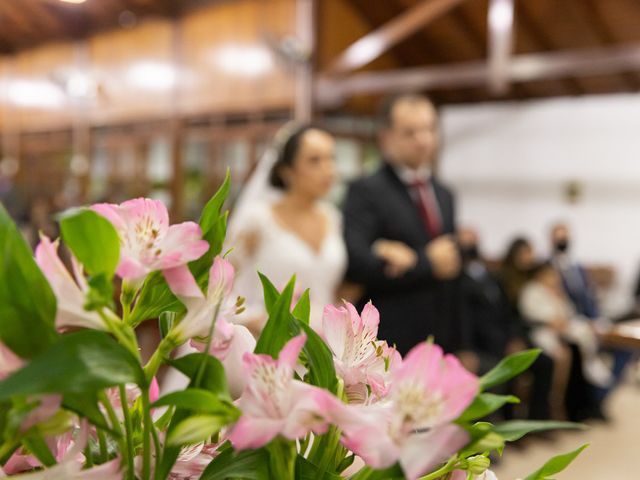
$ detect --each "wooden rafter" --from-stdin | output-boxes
[581,0,640,90]
[516,0,584,95]
[317,42,640,107]
[327,0,467,75]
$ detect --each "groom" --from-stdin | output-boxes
[343,94,471,357]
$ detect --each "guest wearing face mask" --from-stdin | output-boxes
[549,223,599,319]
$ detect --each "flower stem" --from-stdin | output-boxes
[194,301,222,386]
[268,438,296,480]
[418,456,460,480]
[141,388,152,480]
[119,385,136,480]
[98,391,127,466]
[97,428,108,463]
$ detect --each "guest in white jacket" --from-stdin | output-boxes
[519,261,612,418]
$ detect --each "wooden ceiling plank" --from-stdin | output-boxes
[516,0,584,95]
[327,0,468,75]
[581,0,639,91]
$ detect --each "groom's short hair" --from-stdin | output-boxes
[378,93,438,129]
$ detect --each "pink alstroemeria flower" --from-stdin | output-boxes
[92,198,208,282]
[228,334,339,450]
[35,234,106,331]
[322,302,399,403]
[338,342,479,480]
[169,442,219,479]
[165,256,237,343]
[1,422,121,480]
[165,256,256,397]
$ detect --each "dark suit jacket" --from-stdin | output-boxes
[342,163,468,354]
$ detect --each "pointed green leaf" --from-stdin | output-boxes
[493,420,586,442]
[292,289,311,325]
[296,456,342,479]
[258,272,279,315]
[168,353,229,399]
[524,444,589,480]
[480,349,541,391]
[0,204,57,358]
[199,170,230,234]
[152,389,239,419]
[60,208,120,278]
[254,275,296,357]
[166,414,229,446]
[129,271,183,327]
[293,318,338,394]
[200,446,270,480]
[458,393,520,423]
[0,330,145,398]
[159,311,175,339]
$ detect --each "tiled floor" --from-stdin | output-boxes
[493,381,640,479]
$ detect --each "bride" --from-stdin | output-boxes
[227,124,347,333]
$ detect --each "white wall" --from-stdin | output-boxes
[440,93,640,315]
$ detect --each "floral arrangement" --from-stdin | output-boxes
[0,175,587,479]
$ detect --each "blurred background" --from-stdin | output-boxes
[1,1,640,476]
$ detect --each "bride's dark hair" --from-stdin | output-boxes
[269,124,330,190]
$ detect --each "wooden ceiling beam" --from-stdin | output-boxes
[326,0,468,75]
[317,42,640,107]
[581,0,640,91]
[516,1,585,96]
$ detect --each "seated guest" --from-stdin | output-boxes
[549,222,599,318]
[459,227,552,420]
[550,222,631,394]
[519,262,612,419]
[498,237,536,310]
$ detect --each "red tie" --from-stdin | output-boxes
[410,180,442,238]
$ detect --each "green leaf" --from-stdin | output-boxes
[258,272,279,315]
[22,434,56,467]
[0,330,145,399]
[201,446,271,480]
[62,392,116,435]
[292,289,311,325]
[130,176,230,327]
[0,204,58,358]
[129,271,183,327]
[199,170,230,234]
[159,311,175,339]
[166,414,232,446]
[254,276,296,357]
[479,349,541,391]
[168,353,229,399]
[60,208,120,278]
[493,420,586,442]
[157,353,231,479]
[293,319,338,394]
[458,393,520,423]
[152,389,239,419]
[523,444,589,480]
[296,456,342,479]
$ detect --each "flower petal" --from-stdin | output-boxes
[399,424,469,480]
[278,334,307,370]
[207,256,235,300]
[322,305,348,360]
[360,301,380,333]
[164,265,204,302]
[158,222,209,269]
[228,415,282,450]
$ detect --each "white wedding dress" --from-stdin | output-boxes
[228,200,347,332]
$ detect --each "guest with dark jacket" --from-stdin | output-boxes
[459,228,552,419]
